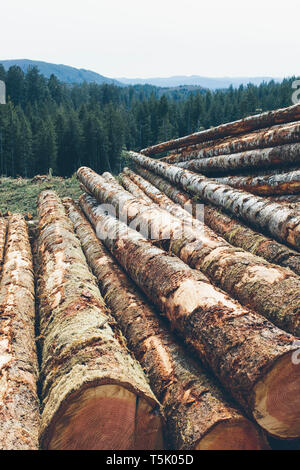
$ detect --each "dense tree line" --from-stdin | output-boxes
[0,63,297,177]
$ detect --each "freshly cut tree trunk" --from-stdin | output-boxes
[215,170,300,195]
[80,166,300,335]
[64,198,268,450]
[127,151,300,250]
[176,143,300,175]
[37,190,162,450]
[130,166,300,276]
[141,104,300,155]
[79,193,300,439]
[0,217,7,271]
[162,121,300,164]
[0,214,40,450]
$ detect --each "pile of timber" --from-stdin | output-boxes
[1,104,300,450]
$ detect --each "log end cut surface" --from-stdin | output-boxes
[196,418,268,450]
[47,384,163,450]
[254,352,300,439]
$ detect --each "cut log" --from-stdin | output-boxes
[215,170,300,195]
[141,104,300,155]
[79,193,300,439]
[127,151,300,250]
[130,167,300,266]
[0,217,7,272]
[64,198,268,450]
[162,121,300,164]
[80,166,300,336]
[119,173,153,203]
[0,214,40,450]
[37,190,162,450]
[133,166,300,276]
[176,143,300,176]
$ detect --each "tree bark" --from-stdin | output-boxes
[64,198,268,450]
[0,217,7,273]
[37,190,162,450]
[119,166,300,336]
[0,214,40,450]
[141,104,300,155]
[130,166,300,276]
[215,170,300,195]
[119,173,153,203]
[162,121,300,164]
[176,143,300,176]
[127,151,300,250]
[79,193,300,439]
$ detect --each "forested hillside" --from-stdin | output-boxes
[0,63,296,177]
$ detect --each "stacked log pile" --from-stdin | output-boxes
[1,104,300,450]
[37,191,162,450]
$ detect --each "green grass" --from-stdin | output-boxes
[0,175,82,218]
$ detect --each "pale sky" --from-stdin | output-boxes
[1,0,299,78]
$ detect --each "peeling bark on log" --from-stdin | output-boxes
[37,190,162,450]
[121,166,300,336]
[132,166,300,276]
[214,170,300,195]
[162,121,300,164]
[128,151,300,250]
[0,214,40,450]
[79,193,300,439]
[141,104,300,155]
[176,143,300,176]
[65,198,267,450]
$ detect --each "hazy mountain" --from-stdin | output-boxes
[117,75,281,89]
[0,59,123,86]
[0,60,281,90]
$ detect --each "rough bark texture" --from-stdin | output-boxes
[0,214,40,450]
[79,193,300,439]
[215,170,300,195]
[119,173,153,203]
[0,218,7,272]
[120,167,300,336]
[133,166,300,276]
[64,198,267,450]
[162,121,300,164]
[128,151,300,250]
[176,143,300,176]
[141,104,300,155]
[37,190,161,450]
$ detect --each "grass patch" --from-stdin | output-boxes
[0,175,82,218]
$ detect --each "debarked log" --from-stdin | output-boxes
[79,192,300,439]
[37,190,162,450]
[64,198,268,450]
[0,214,40,450]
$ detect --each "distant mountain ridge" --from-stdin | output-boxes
[0,59,282,89]
[117,75,282,89]
[0,59,123,86]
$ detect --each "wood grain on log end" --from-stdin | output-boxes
[253,352,300,439]
[196,418,268,450]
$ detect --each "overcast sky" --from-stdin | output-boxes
[1,0,299,78]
